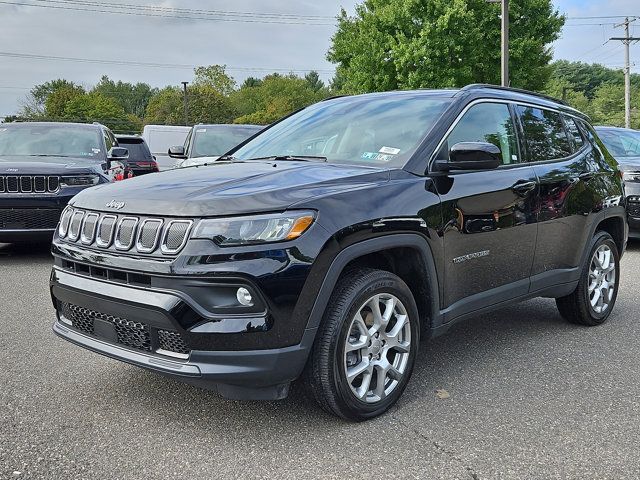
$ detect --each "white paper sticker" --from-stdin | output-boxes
[196,129,207,133]
[379,146,401,155]
[92,148,101,154]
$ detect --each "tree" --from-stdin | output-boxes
[60,92,139,132]
[144,87,184,125]
[328,0,565,93]
[19,79,84,118]
[589,83,640,129]
[549,60,640,99]
[91,75,158,118]
[232,73,329,125]
[193,65,237,96]
[45,85,86,118]
[305,71,325,92]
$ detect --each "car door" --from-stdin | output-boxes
[434,101,539,320]
[516,106,595,289]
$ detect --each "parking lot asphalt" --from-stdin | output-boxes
[2,241,640,480]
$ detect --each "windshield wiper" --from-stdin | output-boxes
[246,155,328,163]
[217,155,240,162]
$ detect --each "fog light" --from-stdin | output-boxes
[236,287,254,306]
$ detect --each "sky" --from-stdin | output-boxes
[0,0,638,117]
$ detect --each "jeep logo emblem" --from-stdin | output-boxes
[105,200,126,210]
[6,168,18,172]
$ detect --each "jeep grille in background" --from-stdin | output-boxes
[0,176,61,193]
[58,207,193,256]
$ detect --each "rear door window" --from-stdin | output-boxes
[517,106,572,160]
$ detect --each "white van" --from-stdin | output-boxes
[142,125,191,170]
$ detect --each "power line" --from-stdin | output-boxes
[32,0,334,20]
[0,51,335,74]
[0,0,335,25]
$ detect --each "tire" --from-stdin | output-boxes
[556,231,620,326]
[304,268,420,421]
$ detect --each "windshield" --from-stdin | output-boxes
[0,124,104,159]
[597,129,640,158]
[232,94,451,167]
[191,125,261,158]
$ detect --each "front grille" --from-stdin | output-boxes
[628,202,640,218]
[60,302,190,357]
[0,208,61,230]
[59,207,193,256]
[158,330,190,355]
[0,175,60,193]
[162,221,192,253]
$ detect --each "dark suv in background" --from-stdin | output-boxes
[115,135,159,176]
[50,85,626,420]
[0,122,129,243]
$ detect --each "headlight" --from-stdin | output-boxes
[622,172,640,182]
[192,211,315,246]
[60,175,100,187]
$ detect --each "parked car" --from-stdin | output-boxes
[141,125,190,170]
[595,126,640,238]
[51,85,626,420]
[0,121,130,243]
[115,135,159,176]
[169,124,263,168]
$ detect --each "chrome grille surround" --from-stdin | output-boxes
[58,207,73,237]
[114,217,139,251]
[96,215,117,247]
[161,220,193,254]
[136,218,163,253]
[80,213,99,245]
[59,207,193,256]
[0,175,60,193]
[68,210,85,241]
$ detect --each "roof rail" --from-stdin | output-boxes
[459,84,568,106]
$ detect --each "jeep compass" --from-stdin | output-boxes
[51,85,627,420]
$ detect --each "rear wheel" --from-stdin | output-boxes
[304,268,420,421]
[556,231,620,326]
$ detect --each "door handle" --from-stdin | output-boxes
[512,180,537,196]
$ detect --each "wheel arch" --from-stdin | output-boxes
[304,234,442,335]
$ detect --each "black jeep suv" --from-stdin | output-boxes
[50,85,627,420]
[0,122,129,243]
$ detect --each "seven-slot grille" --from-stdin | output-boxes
[0,175,59,193]
[58,207,193,255]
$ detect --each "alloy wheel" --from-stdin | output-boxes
[588,244,616,314]
[343,293,412,403]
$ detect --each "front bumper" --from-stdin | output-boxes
[50,266,317,399]
[53,320,314,400]
[626,188,640,237]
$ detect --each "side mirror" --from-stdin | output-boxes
[442,142,502,171]
[168,145,187,159]
[108,146,129,160]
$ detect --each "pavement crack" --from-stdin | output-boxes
[392,412,480,480]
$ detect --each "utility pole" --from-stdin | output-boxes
[487,0,509,87]
[501,0,509,87]
[181,81,189,126]
[610,17,640,129]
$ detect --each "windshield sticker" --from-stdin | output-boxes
[196,129,207,133]
[362,152,394,162]
[379,146,401,155]
[92,148,101,154]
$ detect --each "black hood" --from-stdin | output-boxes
[0,155,106,175]
[70,161,391,217]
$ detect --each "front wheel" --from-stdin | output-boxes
[304,268,420,421]
[556,231,620,326]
